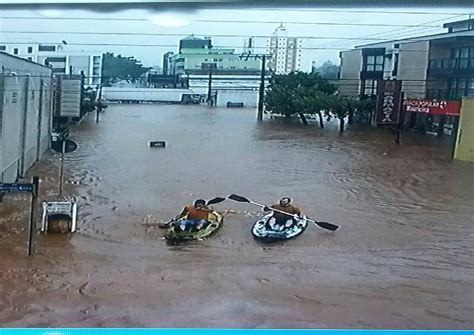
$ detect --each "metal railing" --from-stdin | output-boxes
[429,58,474,70]
[426,88,474,99]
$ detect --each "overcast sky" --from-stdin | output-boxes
[1,6,472,70]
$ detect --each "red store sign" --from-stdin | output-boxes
[404,99,461,116]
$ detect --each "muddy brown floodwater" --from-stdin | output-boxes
[1,105,473,328]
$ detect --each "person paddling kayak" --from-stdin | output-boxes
[172,199,214,229]
[264,197,302,230]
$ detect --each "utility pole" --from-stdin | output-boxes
[201,63,216,106]
[207,64,213,105]
[258,55,266,121]
[96,84,102,123]
[239,53,271,121]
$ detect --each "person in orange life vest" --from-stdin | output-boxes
[175,199,213,229]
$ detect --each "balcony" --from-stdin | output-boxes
[426,88,474,99]
[428,58,474,76]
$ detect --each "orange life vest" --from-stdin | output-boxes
[185,205,211,220]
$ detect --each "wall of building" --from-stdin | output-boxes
[398,41,430,99]
[454,97,474,162]
[215,90,258,107]
[0,52,53,183]
[265,37,304,74]
[187,74,261,95]
[428,41,451,60]
[0,43,102,86]
[172,48,260,75]
[338,49,362,96]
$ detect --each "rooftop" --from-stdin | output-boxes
[443,18,474,28]
[353,27,474,49]
[0,51,52,70]
[181,35,211,41]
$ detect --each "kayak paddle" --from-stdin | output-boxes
[228,194,339,232]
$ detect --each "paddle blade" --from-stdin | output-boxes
[228,194,250,203]
[314,221,339,231]
[206,197,226,205]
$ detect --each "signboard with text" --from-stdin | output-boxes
[404,99,461,116]
[0,183,34,193]
[376,80,403,125]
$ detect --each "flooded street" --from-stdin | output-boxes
[1,104,473,328]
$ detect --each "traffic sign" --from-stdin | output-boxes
[0,177,39,256]
[0,183,34,193]
[45,201,73,214]
[52,139,78,154]
[51,128,70,141]
[41,201,78,233]
[149,141,166,148]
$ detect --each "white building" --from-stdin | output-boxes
[0,52,53,183]
[0,42,102,86]
[265,24,303,74]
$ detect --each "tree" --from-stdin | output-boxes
[324,95,359,133]
[265,72,337,124]
[355,98,377,124]
[293,87,330,128]
[102,52,151,84]
[312,61,340,80]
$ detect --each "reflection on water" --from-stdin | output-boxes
[1,104,473,327]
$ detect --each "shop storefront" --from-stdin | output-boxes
[404,99,461,136]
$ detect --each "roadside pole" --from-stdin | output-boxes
[451,116,461,160]
[96,104,100,123]
[239,53,271,121]
[1,178,40,255]
[207,65,213,105]
[257,55,266,121]
[59,140,66,197]
[96,84,102,123]
[395,92,405,145]
[28,176,39,256]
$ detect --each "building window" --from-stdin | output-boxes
[38,45,56,52]
[13,48,19,55]
[363,79,378,96]
[451,47,472,69]
[27,46,33,53]
[45,57,66,62]
[0,45,6,51]
[27,57,33,61]
[449,78,474,98]
[52,68,66,74]
[364,55,384,71]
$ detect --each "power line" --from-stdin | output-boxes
[0,30,411,42]
[0,16,444,28]
[0,69,462,84]
[0,42,437,52]
[317,13,467,49]
[195,20,441,28]
[254,8,470,16]
[1,73,455,82]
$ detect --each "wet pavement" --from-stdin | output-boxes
[0,104,473,328]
